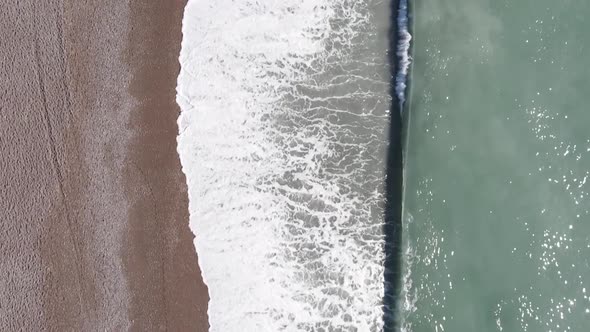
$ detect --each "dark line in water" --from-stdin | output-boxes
[383,0,411,330]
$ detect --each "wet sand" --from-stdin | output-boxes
[0,0,208,330]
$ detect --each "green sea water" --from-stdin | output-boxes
[401,1,590,331]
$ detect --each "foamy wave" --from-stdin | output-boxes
[395,0,412,108]
[177,0,390,330]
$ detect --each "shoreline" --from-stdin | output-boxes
[123,0,210,330]
[0,0,208,330]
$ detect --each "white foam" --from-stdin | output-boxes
[177,0,390,330]
[395,0,412,108]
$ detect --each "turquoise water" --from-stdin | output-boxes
[402,1,590,331]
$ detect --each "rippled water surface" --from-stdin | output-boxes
[402,1,590,331]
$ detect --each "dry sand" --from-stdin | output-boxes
[0,0,209,330]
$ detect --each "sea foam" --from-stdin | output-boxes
[177,0,391,330]
[395,0,412,108]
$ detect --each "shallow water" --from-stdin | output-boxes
[402,1,590,331]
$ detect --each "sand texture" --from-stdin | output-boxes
[0,0,209,330]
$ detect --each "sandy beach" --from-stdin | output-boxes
[0,0,208,330]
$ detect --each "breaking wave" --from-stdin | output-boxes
[395,0,412,108]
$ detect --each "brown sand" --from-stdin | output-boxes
[0,0,209,330]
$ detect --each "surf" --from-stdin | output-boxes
[176,0,392,330]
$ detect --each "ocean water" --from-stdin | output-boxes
[176,0,395,330]
[402,1,590,331]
